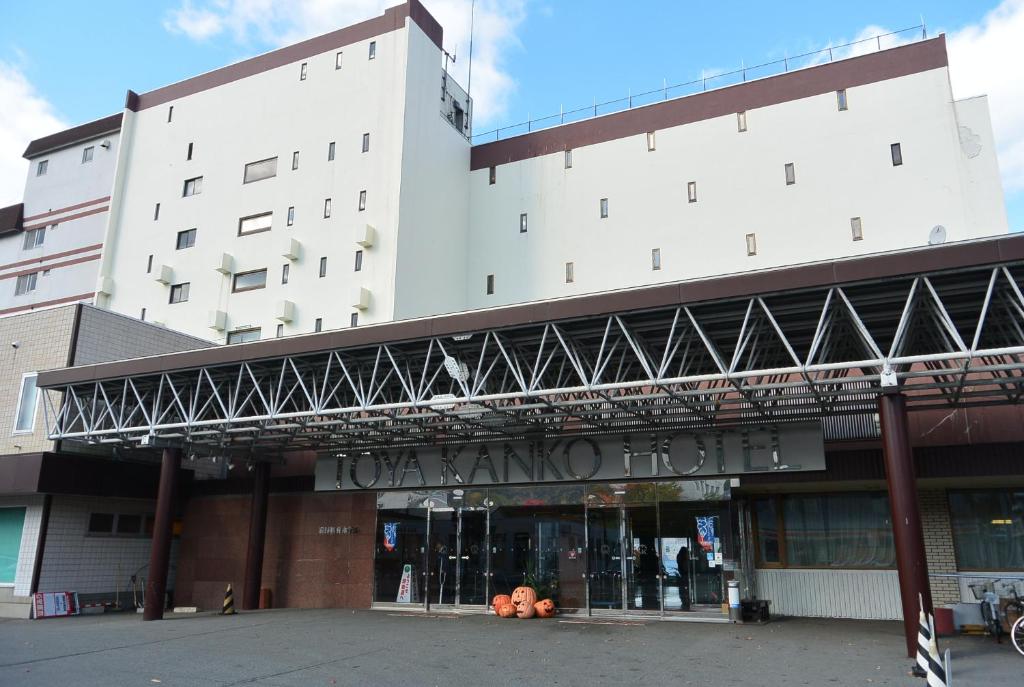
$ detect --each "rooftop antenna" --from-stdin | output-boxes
[467,0,476,94]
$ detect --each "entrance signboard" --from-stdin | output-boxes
[316,424,825,491]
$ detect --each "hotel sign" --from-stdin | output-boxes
[316,423,826,491]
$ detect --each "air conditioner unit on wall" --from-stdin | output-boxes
[356,224,375,248]
[351,287,370,310]
[215,253,234,274]
[208,310,227,331]
[154,265,173,285]
[275,300,295,322]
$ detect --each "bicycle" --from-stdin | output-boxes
[1014,614,1024,657]
[969,578,1024,655]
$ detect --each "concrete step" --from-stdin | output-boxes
[0,600,33,619]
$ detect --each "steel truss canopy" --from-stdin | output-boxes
[38,237,1024,455]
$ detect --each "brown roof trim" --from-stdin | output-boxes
[22,196,111,223]
[22,205,109,232]
[22,113,123,159]
[36,233,1024,389]
[471,36,949,171]
[0,203,24,237]
[0,242,103,274]
[132,0,442,112]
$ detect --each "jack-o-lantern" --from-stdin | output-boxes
[491,594,512,614]
[496,602,517,618]
[534,598,556,618]
[510,586,537,607]
[515,600,536,619]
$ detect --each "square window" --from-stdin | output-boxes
[358,190,367,211]
[746,233,757,256]
[276,323,284,338]
[154,203,161,220]
[891,143,903,167]
[183,176,202,197]
[489,166,496,185]
[651,248,661,271]
[519,213,528,233]
[292,151,299,170]
[13,373,38,432]
[287,206,295,226]
[784,163,796,185]
[117,514,142,535]
[324,198,332,218]
[232,269,267,293]
[565,262,574,283]
[335,51,343,69]
[23,227,45,250]
[243,157,278,184]
[851,217,863,241]
[176,228,197,249]
[146,255,153,273]
[299,62,308,80]
[315,317,323,332]
[281,263,290,284]
[227,328,261,344]
[362,133,370,153]
[687,181,697,203]
[238,212,273,236]
[187,142,193,160]
[319,256,327,277]
[169,282,190,303]
[837,89,848,111]
[486,274,495,295]
[600,198,608,218]
[82,146,94,163]
[88,513,115,534]
[14,272,37,296]
[354,250,363,271]
[36,160,48,176]
[737,111,747,132]
[368,41,376,60]
[350,312,359,327]
[328,141,335,161]
[646,131,656,151]
[565,149,573,169]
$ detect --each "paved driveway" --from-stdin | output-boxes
[0,609,1018,686]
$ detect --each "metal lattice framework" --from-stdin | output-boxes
[42,262,1024,454]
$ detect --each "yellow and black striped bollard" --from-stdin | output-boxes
[221,584,236,615]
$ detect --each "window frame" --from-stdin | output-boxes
[565,261,574,283]
[746,233,758,256]
[737,111,747,132]
[489,166,496,185]
[368,41,376,60]
[319,256,328,278]
[350,312,359,327]
[328,142,336,161]
[948,488,1024,572]
[82,146,94,164]
[851,217,863,241]
[232,268,268,293]
[182,176,203,197]
[335,51,343,69]
[891,143,903,167]
[646,131,656,151]
[784,162,796,186]
[23,227,45,250]
[519,213,528,234]
[287,206,295,226]
[242,156,278,184]
[227,328,262,344]
[687,181,697,204]
[486,274,495,295]
[12,372,39,434]
[354,250,363,272]
[837,89,848,111]
[292,151,299,170]
[299,62,308,80]
[281,263,290,284]
[14,272,38,296]
[565,149,573,169]
[314,318,323,332]
[362,133,370,153]
[324,198,332,219]
[238,211,273,237]
[358,190,367,212]
[600,198,609,219]
[651,248,661,271]
[169,282,190,304]
[176,228,197,250]
[36,160,48,176]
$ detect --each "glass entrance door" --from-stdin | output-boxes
[427,508,489,608]
[458,510,488,606]
[659,502,724,611]
[624,506,661,612]
[586,507,623,610]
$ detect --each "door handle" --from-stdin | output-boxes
[460,556,469,560]
[448,556,457,560]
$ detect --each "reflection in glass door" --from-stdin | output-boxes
[625,506,661,612]
[428,508,489,608]
[458,511,488,606]
[659,502,724,611]
[586,508,623,610]
[428,509,458,606]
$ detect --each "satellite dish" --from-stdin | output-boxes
[928,225,947,245]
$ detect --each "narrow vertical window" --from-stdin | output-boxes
[81,146,94,163]
[314,317,323,332]
[299,62,308,80]
[519,213,528,233]
[651,248,661,271]
[140,308,146,321]
[354,250,363,271]
[323,198,331,218]
[287,206,295,226]
[489,166,496,185]
[146,254,153,273]
[350,312,359,327]
[687,181,697,203]
[292,151,299,170]
[319,256,327,277]
[486,274,495,295]
[13,373,39,433]
[837,89,848,111]
[784,163,796,185]
[368,41,376,60]
[281,263,290,284]
[600,198,609,218]
[851,217,863,241]
[737,111,747,132]
[746,233,757,256]
[186,142,193,160]
[565,262,574,283]
[362,133,370,153]
[167,106,174,123]
[328,142,335,161]
[335,51,343,69]
[891,143,903,167]
[646,131,656,151]
[154,203,160,221]
[276,323,284,337]
[565,149,573,169]
[36,160,48,176]
[358,190,367,211]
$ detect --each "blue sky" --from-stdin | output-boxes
[1,0,1021,230]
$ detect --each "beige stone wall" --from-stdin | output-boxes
[0,305,76,454]
[920,489,960,606]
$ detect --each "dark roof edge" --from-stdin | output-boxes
[37,232,1022,389]
[22,113,124,159]
[0,203,24,237]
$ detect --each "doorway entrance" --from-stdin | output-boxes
[427,508,488,608]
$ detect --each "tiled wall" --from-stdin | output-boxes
[920,489,960,606]
[73,305,211,366]
[0,494,44,597]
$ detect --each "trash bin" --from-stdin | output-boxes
[934,607,955,636]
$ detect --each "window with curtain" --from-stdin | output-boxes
[949,489,1024,570]
[754,493,895,569]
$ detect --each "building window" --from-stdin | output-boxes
[489,166,496,185]
[287,206,295,226]
[13,373,38,433]
[350,312,359,327]
[837,89,848,111]
[784,163,796,185]
[154,203,161,220]
[335,51,343,69]
[176,228,197,249]
[87,513,115,535]
[362,133,370,153]
[187,142,193,160]
[753,493,895,569]
[358,190,367,211]
[746,233,757,256]
[565,262,574,283]
[82,146,94,163]
[891,143,903,167]
[23,227,45,250]
[519,213,528,234]
[851,217,863,241]
[14,273,37,296]
[324,198,332,218]
[292,151,299,170]
[600,198,608,218]
[227,328,261,344]
[281,263,290,284]
[299,62,308,80]
[737,111,747,132]
[687,181,697,203]
[950,489,1024,570]
[646,131,656,151]
[238,211,273,236]
[169,282,190,304]
[651,248,661,271]
[368,41,376,60]
[233,269,268,293]
[486,274,495,294]
[147,255,153,273]
[167,106,174,123]
[319,256,328,278]
[140,308,146,321]
[36,160,48,176]
[565,149,573,169]
[243,157,278,184]
[354,250,363,271]
[328,142,335,161]
[314,318,323,332]
[116,514,142,536]
[276,323,284,338]
[183,176,203,197]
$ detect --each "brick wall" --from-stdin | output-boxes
[920,489,960,606]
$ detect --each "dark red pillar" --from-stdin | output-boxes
[242,461,270,611]
[143,447,181,620]
[877,391,932,657]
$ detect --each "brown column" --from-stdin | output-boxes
[143,447,181,621]
[29,494,52,594]
[877,391,932,657]
[242,461,271,611]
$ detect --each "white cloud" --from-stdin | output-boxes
[161,0,527,126]
[0,61,67,207]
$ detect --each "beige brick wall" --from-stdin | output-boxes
[0,306,76,454]
[920,489,960,606]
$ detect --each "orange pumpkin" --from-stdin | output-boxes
[496,602,517,618]
[491,594,512,614]
[515,600,536,619]
[534,598,556,618]
[510,586,537,606]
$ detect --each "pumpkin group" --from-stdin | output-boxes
[534,598,556,618]
[491,594,512,614]
[493,587,556,619]
[496,602,517,618]
[510,586,538,607]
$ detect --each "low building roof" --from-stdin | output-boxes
[22,113,123,159]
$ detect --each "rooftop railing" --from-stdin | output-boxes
[471,24,927,145]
